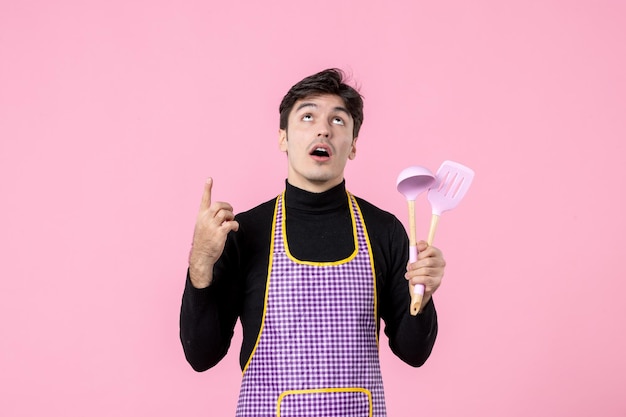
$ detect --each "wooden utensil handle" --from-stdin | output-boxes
[408,244,422,316]
[427,214,440,246]
[407,200,423,315]
[408,200,416,246]
[409,214,441,315]
[410,289,424,316]
[410,245,424,315]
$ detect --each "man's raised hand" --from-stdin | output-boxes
[188,178,239,288]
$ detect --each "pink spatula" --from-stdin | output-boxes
[427,160,475,246]
[396,166,436,316]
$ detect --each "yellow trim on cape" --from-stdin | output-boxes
[352,194,380,347]
[277,387,373,417]
[282,191,359,266]
[241,191,380,375]
[241,195,280,375]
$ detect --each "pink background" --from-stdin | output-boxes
[1,1,625,416]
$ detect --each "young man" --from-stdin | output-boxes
[180,69,445,417]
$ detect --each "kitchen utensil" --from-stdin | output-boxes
[396,166,436,316]
[427,160,475,245]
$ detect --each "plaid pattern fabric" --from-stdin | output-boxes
[236,193,387,417]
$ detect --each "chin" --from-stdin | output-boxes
[306,173,336,183]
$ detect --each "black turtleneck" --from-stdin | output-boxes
[180,180,438,372]
[284,180,354,261]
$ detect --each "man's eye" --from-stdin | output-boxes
[302,114,313,121]
[333,117,345,125]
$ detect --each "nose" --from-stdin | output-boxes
[317,124,330,138]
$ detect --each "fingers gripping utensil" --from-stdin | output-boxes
[427,160,475,246]
[396,166,436,316]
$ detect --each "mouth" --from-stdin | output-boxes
[309,144,332,159]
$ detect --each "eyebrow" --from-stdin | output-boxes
[295,102,351,118]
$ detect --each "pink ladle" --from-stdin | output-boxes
[396,166,436,316]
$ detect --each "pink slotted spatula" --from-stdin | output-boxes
[427,160,475,246]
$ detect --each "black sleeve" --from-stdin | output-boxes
[179,273,236,371]
[380,216,438,367]
[357,198,438,367]
[179,231,243,372]
[179,198,274,372]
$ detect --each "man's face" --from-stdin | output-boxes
[278,94,357,193]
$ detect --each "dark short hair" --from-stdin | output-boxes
[279,68,364,138]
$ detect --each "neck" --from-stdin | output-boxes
[284,180,347,210]
[285,178,344,193]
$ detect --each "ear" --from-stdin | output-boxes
[278,129,288,152]
[348,137,358,160]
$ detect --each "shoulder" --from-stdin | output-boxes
[351,194,407,247]
[234,196,278,235]
[236,197,277,221]
[352,195,403,229]
[351,194,408,289]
